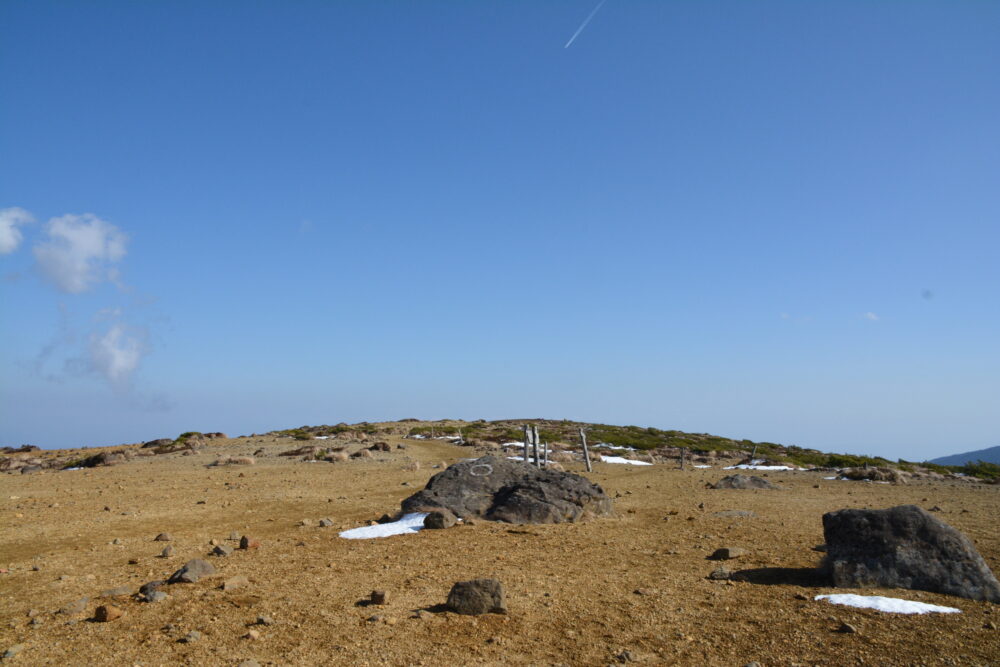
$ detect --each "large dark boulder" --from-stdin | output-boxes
[823,504,1000,602]
[712,474,779,490]
[400,456,612,524]
[447,578,507,615]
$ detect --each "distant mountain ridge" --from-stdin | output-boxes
[931,445,1000,466]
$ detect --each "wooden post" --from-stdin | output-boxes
[680,447,686,470]
[543,440,549,467]
[523,425,530,463]
[750,444,758,461]
[580,428,593,473]
[532,425,540,468]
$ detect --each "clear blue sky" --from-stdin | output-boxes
[2,1,998,460]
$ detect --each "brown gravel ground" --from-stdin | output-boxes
[2,436,999,666]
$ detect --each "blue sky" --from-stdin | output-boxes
[2,1,998,460]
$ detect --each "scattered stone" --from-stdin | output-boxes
[94,605,123,622]
[712,510,757,519]
[929,505,944,512]
[154,533,172,542]
[712,475,779,490]
[615,649,635,663]
[128,558,140,565]
[160,545,174,558]
[244,629,261,640]
[423,509,457,530]
[318,518,334,528]
[112,538,124,545]
[708,567,732,581]
[181,630,202,643]
[139,580,164,598]
[401,456,613,524]
[256,615,274,626]
[209,539,221,546]
[633,588,654,596]
[240,536,261,550]
[823,504,1000,602]
[298,519,314,527]
[222,576,250,591]
[370,590,386,605]
[3,645,26,660]
[983,621,997,630]
[26,609,39,618]
[146,591,168,603]
[168,559,216,584]
[709,547,746,560]
[100,586,132,598]
[212,545,234,557]
[837,622,858,634]
[59,597,89,616]
[376,514,394,524]
[229,531,242,540]
[446,578,507,615]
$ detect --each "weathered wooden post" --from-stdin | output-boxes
[532,425,540,468]
[750,444,758,461]
[543,439,549,467]
[523,425,530,463]
[680,447,686,470]
[580,428,593,473]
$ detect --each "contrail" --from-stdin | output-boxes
[564,0,608,48]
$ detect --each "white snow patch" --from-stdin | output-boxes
[815,594,960,615]
[823,476,840,480]
[724,464,800,471]
[314,436,330,440]
[410,434,426,440]
[339,513,429,540]
[600,455,653,466]
[693,464,712,469]
[63,467,82,471]
[598,443,636,451]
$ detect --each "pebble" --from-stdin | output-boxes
[94,605,124,622]
[146,591,168,603]
[59,597,89,616]
[256,615,274,626]
[222,575,250,591]
[319,518,334,527]
[984,621,997,630]
[370,590,387,605]
[240,536,261,550]
[160,545,174,558]
[838,622,858,634]
[212,545,234,557]
[244,629,261,640]
[709,547,746,560]
[707,567,731,581]
[3,645,26,660]
[154,533,172,542]
[112,538,123,545]
[181,630,202,643]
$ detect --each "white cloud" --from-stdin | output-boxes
[0,207,34,254]
[33,213,127,293]
[88,324,144,386]
[864,312,879,321]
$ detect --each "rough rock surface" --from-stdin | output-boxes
[168,559,216,584]
[446,578,507,615]
[712,475,779,490]
[823,504,1000,602]
[400,456,612,524]
[423,509,457,529]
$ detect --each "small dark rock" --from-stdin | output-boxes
[240,536,261,549]
[423,510,457,529]
[708,567,732,581]
[837,622,857,634]
[712,474,779,490]
[94,605,123,622]
[212,545,234,557]
[154,533,172,542]
[709,547,746,560]
[370,590,386,605]
[447,578,507,615]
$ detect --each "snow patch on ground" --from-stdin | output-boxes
[339,513,429,539]
[815,594,961,615]
[724,464,800,471]
[600,455,653,466]
[693,464,712,469]
[598,443,636,451]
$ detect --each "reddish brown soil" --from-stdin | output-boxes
[2,435,998,665]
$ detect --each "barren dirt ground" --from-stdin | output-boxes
[2,436,999,666]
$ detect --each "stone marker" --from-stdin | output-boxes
[823,504,1000,602]
[154,533,172,542]
[370,590,386,605]
[212,544,234,557]
[402,456,612,524]
[240,536,261,549]
[446,578,507,615]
